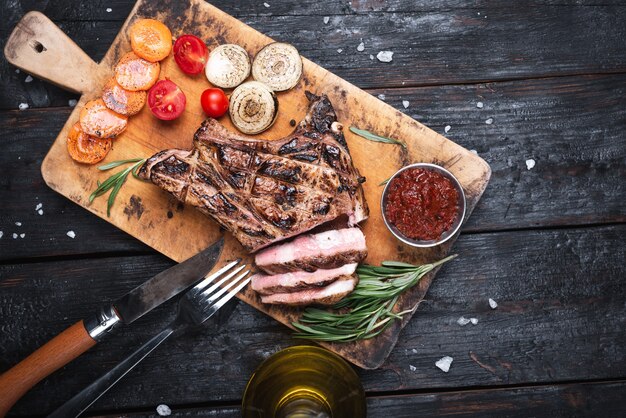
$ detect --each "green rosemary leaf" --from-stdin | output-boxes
[98,158,144,171]
[90,158,146,217]
[379,177,390,186]
[349,126,407,148]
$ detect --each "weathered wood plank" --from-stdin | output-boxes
[87,381,626,418]
[2,225,624,415]
[1,73,624,260]
[2,2,626,109]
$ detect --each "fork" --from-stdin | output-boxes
[48,260,250,418]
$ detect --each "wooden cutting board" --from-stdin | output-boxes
[5,0,490,369]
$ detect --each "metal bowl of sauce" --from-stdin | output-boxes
[381,163,466,248]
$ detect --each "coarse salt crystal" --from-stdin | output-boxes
[377,94,386,101]
[485,118,494,125]
[477,101,484,108]
[436,356,453,373]
[470,318,478,325]
[67,230,76,239]
[20,233,25,239]
[402,100,410,109]
[444,125,451,133]
[106,7,112,12]
[409,364,417,372]
[25,75,33,83]
[323,16,329,24]
[16,69,20,73]
[412,348,417,354]
[35,203,42,211]
[13,233,18,239]
[369,54,374,60]
[337,48,343,53]
[357,42,365,52]
[15,222,22,226]
[0,231,3,239]
[377,51,394,62]
[526,159,536,170]
[263,2,270,8]
[156,404,171,416]
[38,209,44,215]
[470,149,478,155]
[489,298,498,309]
[457,316,470,326]
[68,99,78,107]
[19,103,29,111]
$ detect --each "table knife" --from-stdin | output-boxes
[0,238,224,417]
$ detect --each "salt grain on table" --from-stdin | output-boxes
[402,100,410,109]
[20,233,25,239]
[156,404,171,416]
[470,318,478,325]
[526,159,536,170]
[357,42,365,52]
[12,233,18,239]
[470,149,478,155]
[68,99,78,107]
[485,118,494,125]
[38,209,44,215]
[444,125,451,133]
[337,48,342,53]
[15,222,22,226]
[369,54,374,60]
[477,101,484,108]
[436,356,453,373]
[263,2,270,7]
[15,69,20,74]
[489,298,498,309]
[35,203,42,211]
[0,231,3,239]
[409,364,417,372]
[18,103,29,111]
[106,8,112,12]
[412,348,417,354]
[25,75,33,83]
[457,316,470,326]
[377,51,394,62]
[323,16,329,24]
[67,230,76,239]
[377,94,386,101]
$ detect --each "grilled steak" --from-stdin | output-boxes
[251,263,358,296]
[260,274,358,306]
[255,228,367,274]
[138,92,369,252]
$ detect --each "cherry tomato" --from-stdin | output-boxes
[147,80,186,120]
[174,35,208,75]
[200,88,229,118]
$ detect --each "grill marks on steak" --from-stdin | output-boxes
[139,92,368,252]
[251,263,358,296]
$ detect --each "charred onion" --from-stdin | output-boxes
[252,42,302,91]
[229,81,278,134]
[205,44,251,88]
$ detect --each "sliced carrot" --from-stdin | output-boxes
[115,52,160,91]
[129,19,172,62]
[80,98,128,139]
[102,78,147,116]
[67,122,112,164]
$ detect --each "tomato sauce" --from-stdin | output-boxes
[384,167,459,241]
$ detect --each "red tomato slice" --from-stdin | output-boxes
[200,88,229,118]
[147,80,186,120]
[174,35,208,75]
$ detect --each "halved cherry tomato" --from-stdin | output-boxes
[129,19,172,62]
[80,99,128,138]
[67,122,112,164]
[115,52,160,91]
[102,78,147,116]
[173,35,208,75]
[200,88,229,118]
[147,80,186,120]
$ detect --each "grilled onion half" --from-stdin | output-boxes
[205,44,251,89]
[229,81,278,134]
[252,42,302,91]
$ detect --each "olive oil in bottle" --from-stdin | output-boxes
[242,345,366,418]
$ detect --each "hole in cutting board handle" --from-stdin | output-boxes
[30,40,47,53]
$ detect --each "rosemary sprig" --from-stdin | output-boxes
[89,158,146,216]
[292,254,457,342]
[349,126,407,148]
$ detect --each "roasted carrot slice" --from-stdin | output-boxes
[79,99,128,139]
[102,78,147,116]
[115,52,160,91]
[67,122,112,164]
[129,19,172,62]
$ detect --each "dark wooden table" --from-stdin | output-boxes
[1,1,625,417]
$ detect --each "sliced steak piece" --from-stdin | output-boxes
[251,263,358,296]
[138,92,368,253]
[255,228,367,274]
[260,274,358,306]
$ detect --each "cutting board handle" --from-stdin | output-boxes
[3,11,100,94]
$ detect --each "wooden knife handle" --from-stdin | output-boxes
[0,320,96,417]
[3,11,101,94]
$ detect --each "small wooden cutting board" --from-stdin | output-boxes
[5,0,490,369]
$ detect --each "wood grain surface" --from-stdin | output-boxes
[5,0,490,368]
